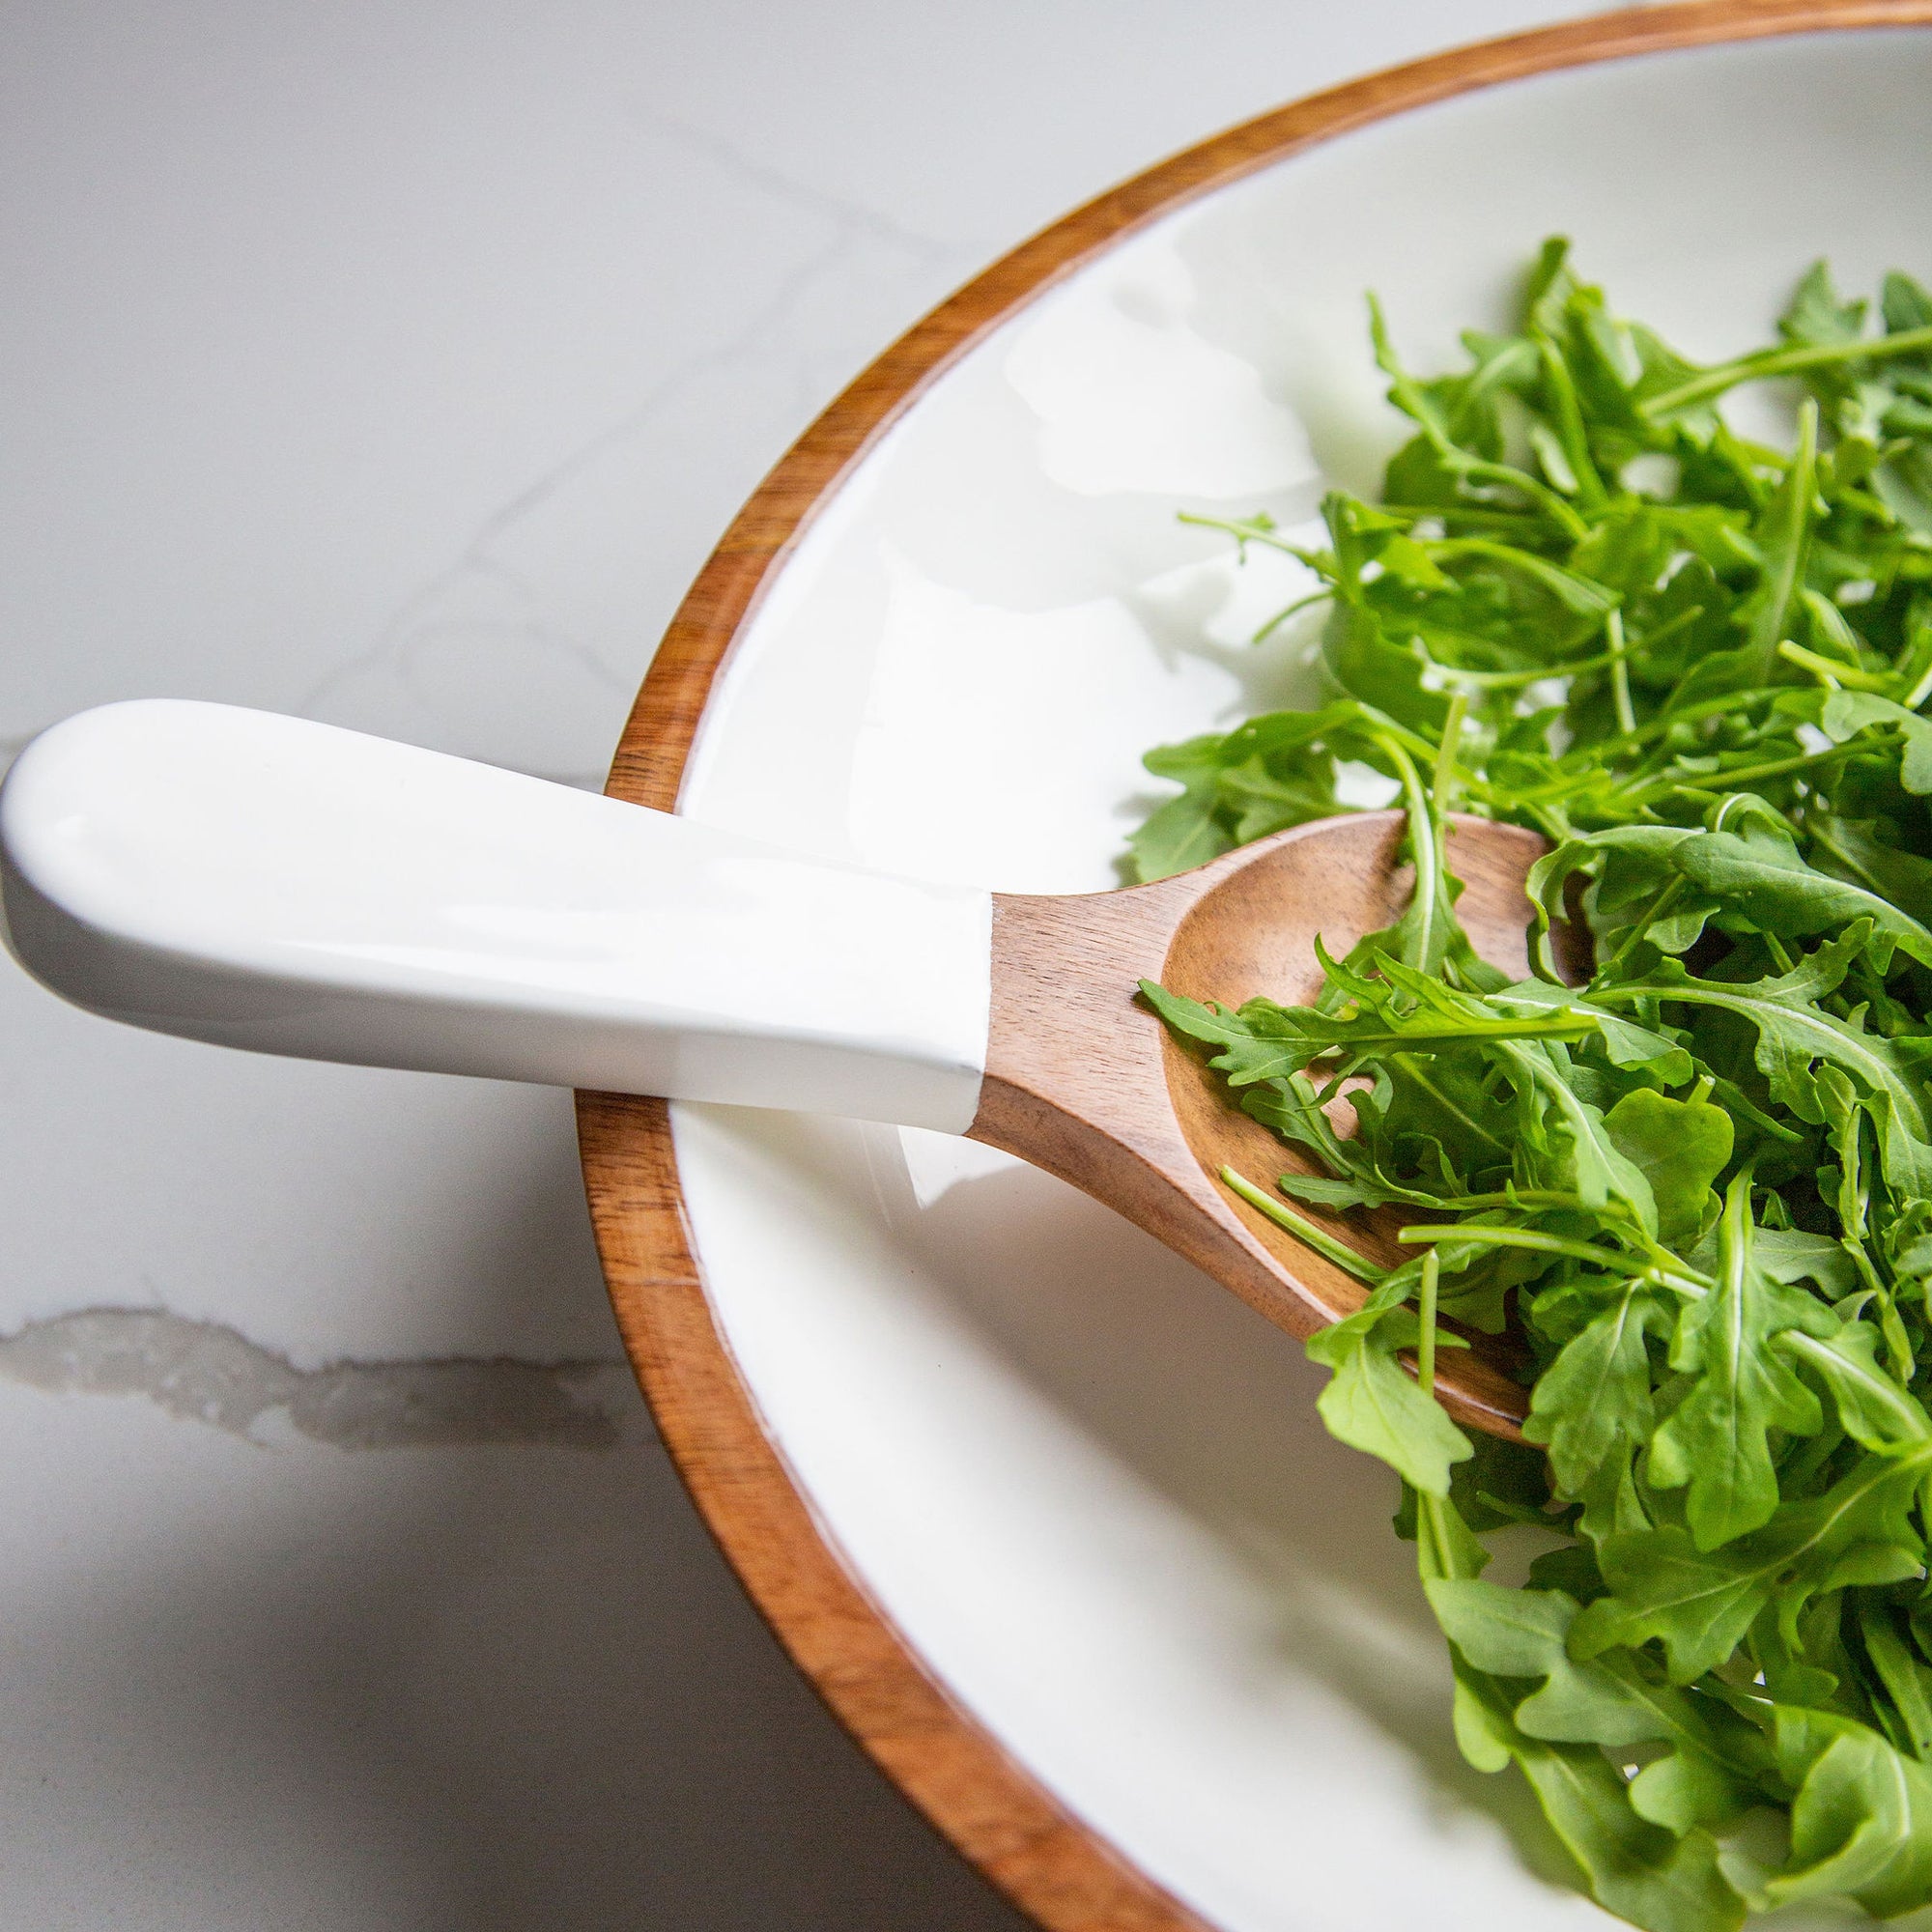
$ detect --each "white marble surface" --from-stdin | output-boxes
[0,3,1616,1925]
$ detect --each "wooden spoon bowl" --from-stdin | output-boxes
[972,810,1548,1437]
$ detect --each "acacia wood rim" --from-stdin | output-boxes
[577,6,1932,1926]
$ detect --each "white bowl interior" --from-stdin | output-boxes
[670,31,1932,1932]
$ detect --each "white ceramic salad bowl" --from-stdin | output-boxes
[579,10,1932,1930]
[15,6,1932,1930]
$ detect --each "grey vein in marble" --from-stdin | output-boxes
[639,111,978,262]
[296,113,982,789]
[290,233,856,781]
[0,1307,643,1450]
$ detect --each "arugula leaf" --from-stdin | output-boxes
[1668,808,1932,971]
[1304,1298,1472,1496]
[1857,1593,1932,1757]
[1810,813,1932,928]
[1128,736,1232,881]
[1781,1323,1930,1450]
[1426,1578,1769,1832]
[1759,1709,1932,1916]
[1645,1173,1837,1548]
[1601,937,1932,1195]
[1569,1444,1932,1683]
[1522,1285,1668,1512]
[1602,1088,1731,1246]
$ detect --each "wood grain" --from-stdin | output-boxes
[579,6,1932,1928]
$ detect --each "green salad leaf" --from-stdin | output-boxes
[1137,244,1932,1930]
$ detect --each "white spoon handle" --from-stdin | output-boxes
[0,701,993,1131]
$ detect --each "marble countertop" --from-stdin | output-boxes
[1,3,1609,1924]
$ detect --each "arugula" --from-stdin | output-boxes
[1137,245,1932,1930]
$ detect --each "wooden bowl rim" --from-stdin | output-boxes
[577,6,1932,1925]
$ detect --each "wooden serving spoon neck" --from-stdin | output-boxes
[970,810,1550,1438]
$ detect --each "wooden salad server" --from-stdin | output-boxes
[0,700,1546,1435]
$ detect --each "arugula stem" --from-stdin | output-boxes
[1371,730,1444,970]
[1396,1225,1651,1273]
[1219,1168,1387,1283]
[1424,650,1617,691]
[1350,1184,1632,1217]
[1605,608,1636,735]
[1655,741,1859,794]
[1778,638,1889,691]
[1175,511,1321,564]
[1251,587,1334,642]
[1640,322,1932,416]
[1747,401,1818,666]
[1432,691,1469,816]
[1416,1246,1440,1398]
[1592,688,1788,757]
[1379,502,1548,532]
[1298,1015,1599,1053]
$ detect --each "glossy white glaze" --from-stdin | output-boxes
[0,701,992,1131]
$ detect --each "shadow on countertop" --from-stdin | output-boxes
[15,1422,1035,1932]
[0,1111,1031,1932]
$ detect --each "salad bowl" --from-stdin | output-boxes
[580,6,1932,1928]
